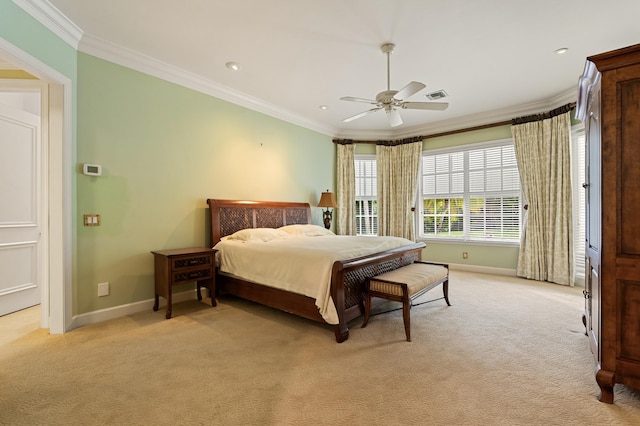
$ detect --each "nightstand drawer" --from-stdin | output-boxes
[172,254,213,270]
[173,267,212,284]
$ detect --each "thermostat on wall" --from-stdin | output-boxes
[83,164,102,176]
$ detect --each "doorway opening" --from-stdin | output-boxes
[0,37,72,334]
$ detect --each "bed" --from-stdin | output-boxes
[207,198,426,342]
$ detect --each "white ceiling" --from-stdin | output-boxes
[17,1,640,139]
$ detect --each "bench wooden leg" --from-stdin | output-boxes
[443,279,451,306]
[402,300,411,342]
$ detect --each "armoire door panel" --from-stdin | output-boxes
[590,262,600,357]
[618,280,640,360]
[619,77,640,254]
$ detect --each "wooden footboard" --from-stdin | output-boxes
[331,242,424,342]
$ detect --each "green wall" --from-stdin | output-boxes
[76,53,334,313]
[356,125,520,271]
[2,0,520,320]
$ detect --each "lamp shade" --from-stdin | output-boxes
[318,191,338,208]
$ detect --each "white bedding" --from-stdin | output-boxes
[213,230,415,325]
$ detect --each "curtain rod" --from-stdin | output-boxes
[332,120,511,145]
[333,102,576,145]
[511,102,576,125]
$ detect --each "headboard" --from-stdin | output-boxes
[206,199,312,246]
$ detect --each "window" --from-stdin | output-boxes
[419,140,521,242]
[355,155,378,236]
[572,126,585,281]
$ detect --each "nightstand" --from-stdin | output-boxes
[151,247,217,319]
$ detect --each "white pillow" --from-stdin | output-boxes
[223,228,290,242]
[279,224,335,237]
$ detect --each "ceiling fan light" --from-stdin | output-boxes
[386,107,403,127]
[426,90,448,100]
[225,61,242,71]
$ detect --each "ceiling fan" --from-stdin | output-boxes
[340,43,449,127]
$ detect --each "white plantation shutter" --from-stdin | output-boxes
[355,158,376,197]
[420,140,521,241]
[421,152,464,236]
[572,128,586,281]
[422,152,464,195]
[355,156,378,235]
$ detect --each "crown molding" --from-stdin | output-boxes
[13,0,83,49]
[335,88,578,140]
[14,1,337,135]
[78,33,337,137]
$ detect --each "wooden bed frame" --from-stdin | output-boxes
[206,198,425,342]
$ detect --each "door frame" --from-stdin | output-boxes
[0,37,73,334]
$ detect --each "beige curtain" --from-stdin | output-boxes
[512,109,573,286]
[336,143,356,235]
[376,141,421,240]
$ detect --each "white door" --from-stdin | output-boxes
[0,101,41,316]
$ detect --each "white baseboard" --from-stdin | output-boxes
[449,263,586,287]
[68,264,577,329]
[448,263,517,276]
[70,289,198,329]
[68,266,514,330]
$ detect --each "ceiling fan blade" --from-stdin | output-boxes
[342,107,382,123]
[339,96,378,104]
[395,81,426,100]
[402,101,449,111]
[386,108,403,127]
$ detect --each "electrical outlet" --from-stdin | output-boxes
[462,252,469,259]
[98,282,110,297]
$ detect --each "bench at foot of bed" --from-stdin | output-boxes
[362,261,450,342]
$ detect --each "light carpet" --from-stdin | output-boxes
[1,271,639,425]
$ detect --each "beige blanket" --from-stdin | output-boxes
[214,235,415,324]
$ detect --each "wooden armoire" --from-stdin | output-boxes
[576,43,640,404]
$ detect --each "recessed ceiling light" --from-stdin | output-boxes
[225,61,242,71]
[555,48,569,55]
[319,105,328,110]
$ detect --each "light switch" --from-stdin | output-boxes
[83,214,101,226]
